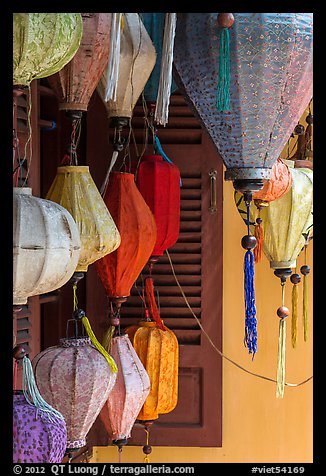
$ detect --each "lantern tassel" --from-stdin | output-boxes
[81,316,118,373]
[216,27,231,112]
[154,13,177,126]
[100,150,119,196]
[244,249,257,357]
[276,318,287,398]
[22,356,65,421]
[145,277,166,331]
[253,219,264,263]
[102,325,116,353]
[291,282,299,348]
[105,13,122,102]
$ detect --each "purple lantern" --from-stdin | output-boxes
[13,391,67,463]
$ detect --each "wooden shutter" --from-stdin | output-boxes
[85,91,223,447]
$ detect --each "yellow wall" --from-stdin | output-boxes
[92,105,313,464]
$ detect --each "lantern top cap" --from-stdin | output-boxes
[139,321,163,328]
[13,187,32,195]
[57,166,90,174]
[110,171,135,180]
[141,155,164,162]
[59,336,92,348]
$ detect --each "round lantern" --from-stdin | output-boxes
[13,187,81,305]
[46,166,121,273]
[33,335,117,452]
[13,13,83,87]
[13,391,67,463]
[47,13,112,114]
[100,334,150,452]
[95,172,157,322]
[136,154,180,260]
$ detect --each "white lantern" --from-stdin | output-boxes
[13,187,81,305]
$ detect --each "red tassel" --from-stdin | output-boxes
[145,277,166,331]
[254,219,264,263]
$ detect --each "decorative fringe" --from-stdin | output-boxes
[244,249,257,357]
[22,356,65,421]
[303,273,308,342]
[154,13,177,126]
[102,325,116,353]
[145,277,166,331]
[81,316,118,373]
[216,28,231,111]
[253,220,263,263]
[291,283,299,348]
[276,318,286,398]
[105,13,123,102]
[100,150,119,196]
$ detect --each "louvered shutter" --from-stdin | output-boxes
[85,91,223,447]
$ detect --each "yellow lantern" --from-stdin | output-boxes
[46,166,121,273]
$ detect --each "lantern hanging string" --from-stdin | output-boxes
[291,265,299,348]
[165,250,313,388]
[22,84,33,187]
[276,281,287,398]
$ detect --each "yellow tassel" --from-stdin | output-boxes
[303,273,308,342]
[102,325,116,353]
[276,318,286,398]
[291,283,298,348]
[82,316,118,373]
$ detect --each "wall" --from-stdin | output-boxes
[91,108,313,464]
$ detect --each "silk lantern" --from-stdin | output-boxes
[13,187,81,305]
[13,13,83,88]
[95,172,157,326]
[125,321,178,461]
[46,166,121,273]
[47,13,112,114]
[173,13,313,358]
[100,334,150,458]
[33,332,117,453]
[13,344,67,463]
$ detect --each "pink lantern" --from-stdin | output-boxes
[100,334,150,454]
[32,335,117,453]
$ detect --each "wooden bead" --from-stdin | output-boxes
[13,344,28,360]
[217,13,234,28]
[300,265,310,276]
[256,217,263,225]
[143,445,152,455]
[306,113,313,125]
[110,317,120,327]
[294,124,305,135]
[290,273,301,285]
[241,234,257,250]
[73,308,86,320]
[277,306,289,318]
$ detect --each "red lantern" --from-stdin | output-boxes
[136,155,180,260]
[95,172,157,323]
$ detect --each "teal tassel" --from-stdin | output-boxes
[22,356,65,422]
[216,27,231,111]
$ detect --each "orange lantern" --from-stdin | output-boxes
[125,320,178,461]
[95,172,157,325]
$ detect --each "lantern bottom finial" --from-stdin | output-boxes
[232,179,264,193]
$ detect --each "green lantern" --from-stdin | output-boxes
[13,13,83,87]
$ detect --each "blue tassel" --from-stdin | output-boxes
[244,249,257,357]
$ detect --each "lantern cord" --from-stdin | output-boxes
[118,447,123,464]
[165,250,313,388]
[81,316,118,373]
[145,277,166,331]
[143,428,150,463]
[22,356,65,421]
[303,245,309,342]
[100,150,119,196]
[291,266,299,348]
[22,84,33,188]
[276,281,286,398]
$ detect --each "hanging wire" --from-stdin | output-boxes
[165,250,313,388]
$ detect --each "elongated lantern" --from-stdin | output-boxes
[13,13,83,87]
[33,335,117,452]
[95,172,156,321]
[46,166,121,273]
[13,345,67,463]
[100,334,150,452]
[13,187,81,305]
[98,13,156,121]
[136,154,180,260]
[46,13,112,114]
